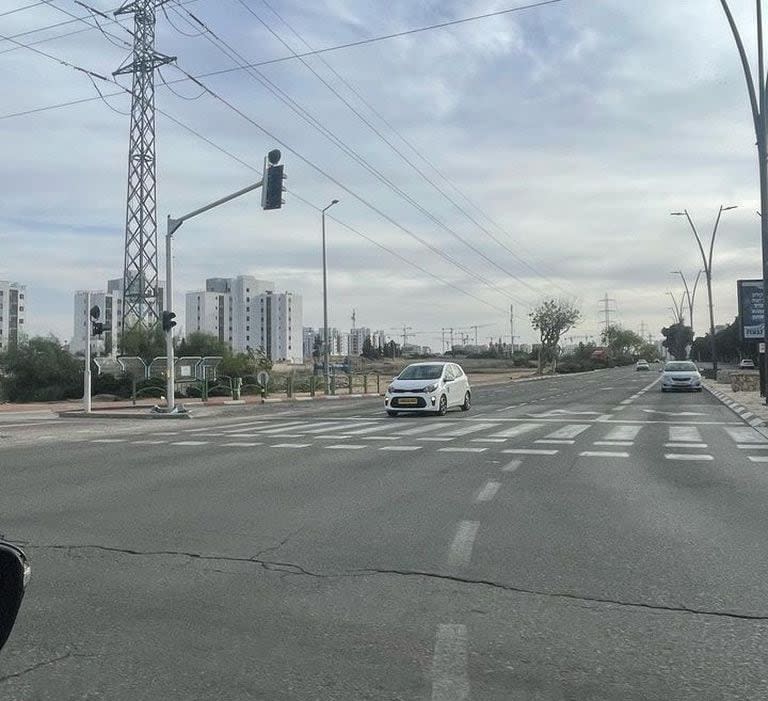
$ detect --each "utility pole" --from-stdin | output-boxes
[721,1,768,398]
[449,327,455,352]
[471,325,479,348]
[114,0,175,333]
[400,324,414,350]
[670,269,704,333]
[598,293,616,328]
[441,328,446,355]
[84,292,92,414]
[509,304,515,353]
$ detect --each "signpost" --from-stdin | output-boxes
[737,279,764,341]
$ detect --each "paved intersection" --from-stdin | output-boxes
[3,367,768,699]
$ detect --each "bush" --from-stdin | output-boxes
[0,337,82,402]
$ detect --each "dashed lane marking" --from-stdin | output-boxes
[474,480,501,502]
[380,445,422,451]
[502,459,522,472]
[438,447,487,453]
[431,624,469,701]
[665,442,708,449]
[447,521,479,571]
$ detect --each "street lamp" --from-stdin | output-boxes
[670,269,704,332]
[321,199,339,393]
[666,291,685,325]
[670,205,737,378]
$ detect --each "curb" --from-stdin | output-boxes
[57,410,192,420]
[703,383,766,428]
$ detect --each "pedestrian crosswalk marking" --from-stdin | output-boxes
[724,427,768,444]
[594,440,633,447]
[91,438,128,443]
[324,444,367,450]
[665,442,707,449]
[579,451,629,458]
[739,444,768,450]
[248,422,313,435]
[665,453,714,461]
[438,447,487,453]
[502,448,558,456]
[380,445,422,451]
[171,441,209,446]
[604,425,641,441]
[535,439,575,445]
[396,423,447,436]
[544,424,590,439]
[669,426,703,443]
[271,443,311,448]
[344,423,396,436]
[749,456,768,463]
[490,423,544,438]
[443,422,499,437]
[222,442,262,447]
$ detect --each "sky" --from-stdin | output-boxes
[1,0,767,352]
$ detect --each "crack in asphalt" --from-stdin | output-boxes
[0,651,92,684]
[28,544,768,623]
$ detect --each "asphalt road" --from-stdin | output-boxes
[2,367,768,699]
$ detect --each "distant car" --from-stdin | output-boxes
[635,359,650,371]
[739,359,756,370]
[660,361,703,392]
[385,362,471,416]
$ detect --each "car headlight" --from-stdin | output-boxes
[424,383,438,393]
[387,385,396,393]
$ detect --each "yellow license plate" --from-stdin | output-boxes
[399,398,418,405]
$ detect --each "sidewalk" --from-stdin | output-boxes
[703,379,768,428]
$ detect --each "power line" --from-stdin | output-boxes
[0,2,47,18]
[164,5,532,307]
[253,0,569,297]
[0,28,508,316]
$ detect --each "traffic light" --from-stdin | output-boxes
[91,322,104,337]
[262,149,286,210]
[162,311,177,332]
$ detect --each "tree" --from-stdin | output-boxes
[529,299,582,370]
[361,335,381,360]
[601,325,645,362]
[177,331,229,358]
[661,322,694,360]
[0,336,83,402]
[383,340,400,358]
[118,324,166,363]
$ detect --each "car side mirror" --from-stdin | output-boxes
[0,541,29,651]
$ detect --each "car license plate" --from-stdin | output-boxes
[399,398,418,405]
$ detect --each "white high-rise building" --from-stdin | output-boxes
[185,275,303,363]
[0,281,26,352]
[71,278,164,356]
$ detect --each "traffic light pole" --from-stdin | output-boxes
[84,291,91,414]
[163,179,263,413]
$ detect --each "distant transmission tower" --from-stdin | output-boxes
[598,293,617,327]
[113,1,175,333]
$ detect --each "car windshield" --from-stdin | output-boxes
[398,364,444,380]
[664,362,697,372]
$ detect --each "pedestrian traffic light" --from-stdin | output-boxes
[162,311,177,332]
[262,149,286,210]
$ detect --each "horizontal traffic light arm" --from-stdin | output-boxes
[168,179,264,236]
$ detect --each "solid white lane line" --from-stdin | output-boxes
[171,441,209,446]
[604,425,642,441]
[471,438,506,443]
[419,437,455,442]
[669,426,703,443]
[490,423,544,438]
[593,441,634,447]
[502,448,558,456]
[222,442,263,447]
[380,445,422,451]
[543,423,590,439]
[739,444,768,449]
[91,439,128,443]
[438,447,487,453]
[475,480,501,502]
[132,440,165,445]
[502,459,522,472]
[579,451,629,458]
[665,442,708,449]
[324,444,367,450]
[271,443,311,448]
[749,456,768,462]
[431,624,469,701]
[535,439,575,445]
[665,453,714,461]
[447,521,479,570]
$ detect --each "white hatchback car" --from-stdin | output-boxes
[385,362,471,416]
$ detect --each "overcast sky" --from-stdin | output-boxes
[1,0,766,351]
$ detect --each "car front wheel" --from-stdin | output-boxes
[460,391,471,412]
[437,395,448,416]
